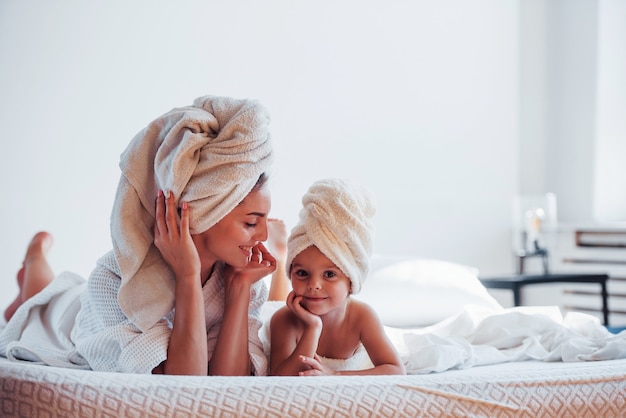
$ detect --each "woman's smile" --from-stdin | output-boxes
[240,245,253,258]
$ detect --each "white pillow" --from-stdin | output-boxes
[354,255,502,328]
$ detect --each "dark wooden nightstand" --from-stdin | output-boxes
[479,273,610,325]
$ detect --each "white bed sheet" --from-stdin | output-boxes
[2,357,626,417]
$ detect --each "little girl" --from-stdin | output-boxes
[269,178,405,376]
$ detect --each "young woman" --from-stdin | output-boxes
[268,178,406,376]
[1,95,276,376]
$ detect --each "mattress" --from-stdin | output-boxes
[2,357,625,417]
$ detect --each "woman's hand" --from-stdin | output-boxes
[224,242,277,289]
[297,354,336,376]
[153,190,201,281]
[154,190,208,375]
[286,291,322,330]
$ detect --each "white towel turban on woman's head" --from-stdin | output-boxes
[110,95,273,332]
[286,178,376,295]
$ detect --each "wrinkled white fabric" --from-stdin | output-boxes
[0,272,88,369]
[388,305,626,374]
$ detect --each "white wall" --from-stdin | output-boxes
[544,0,599,223]
[0,0,519,311]
[519,0,549,196]
[523,0,626,225]
[594,0,626,221]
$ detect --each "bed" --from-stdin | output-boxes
[2,357,625,417]
[2,256,626,417]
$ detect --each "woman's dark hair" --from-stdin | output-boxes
[252,172,269,191]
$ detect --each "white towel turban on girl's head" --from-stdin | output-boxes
[286,178,376,295]
[111,95,273,332]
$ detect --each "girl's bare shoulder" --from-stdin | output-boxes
[348,298,382,325]
[349,297,377,315]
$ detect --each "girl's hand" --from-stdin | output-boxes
[297,354,336,376]
[153,190,201,281]
[286,291,322,329]
[224,242,277,288]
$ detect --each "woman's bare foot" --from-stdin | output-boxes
[266,219,291,301]
[267,219,287,261]
[3,267,25,322]
[3,231,54,322]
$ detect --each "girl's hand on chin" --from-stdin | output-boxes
[287,291,322,329]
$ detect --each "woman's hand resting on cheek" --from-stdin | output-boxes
[224,242,277,289]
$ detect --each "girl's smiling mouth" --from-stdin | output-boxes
[303,296,328,302]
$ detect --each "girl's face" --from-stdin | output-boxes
[290,246,351,316]
[192,185,271,270]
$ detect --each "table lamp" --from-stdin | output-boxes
[512,193,558,274]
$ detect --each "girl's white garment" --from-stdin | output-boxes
[0,251,268,375]
[113,95,273,332]
[318,343,374,371]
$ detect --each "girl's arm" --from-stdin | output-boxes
[153,191,207,375]
[210,243,276,376]
[269,300,322,376]
[345,302,405,376]
[298,302,405,376]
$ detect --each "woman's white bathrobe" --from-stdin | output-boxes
[0,251,268,375]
